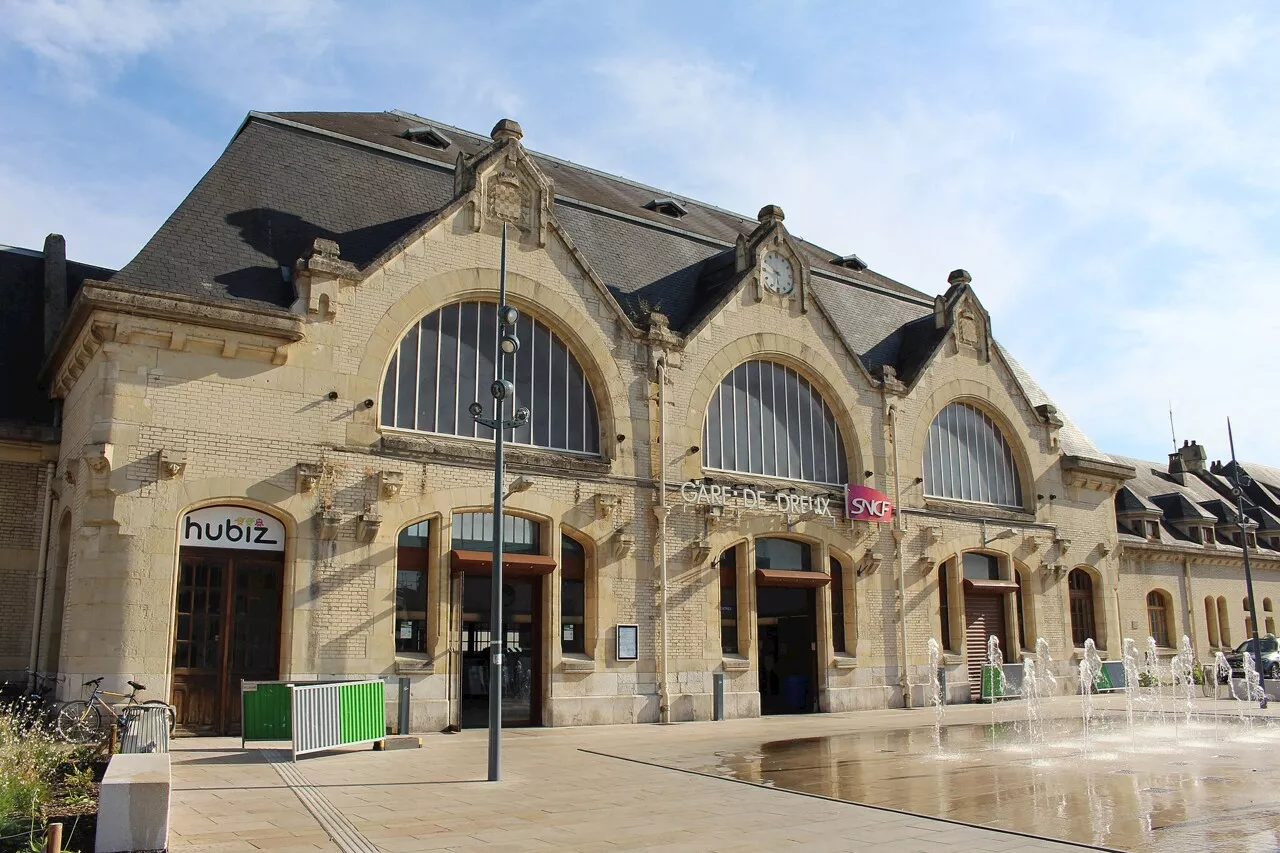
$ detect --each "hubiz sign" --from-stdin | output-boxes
[181,505,285,552]
[845,485,894,523]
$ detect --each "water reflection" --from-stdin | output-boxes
[700,717,1280,852]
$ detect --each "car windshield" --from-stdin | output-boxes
[1233,637,1279,654]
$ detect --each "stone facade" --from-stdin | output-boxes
[1,110,1275,731]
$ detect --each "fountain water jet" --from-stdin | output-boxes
[1080,639,1103,751]
[926,637,944,750]
[1122,638,1140,748]
[1171,636,1196,733]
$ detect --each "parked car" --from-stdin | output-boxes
[1222,635,1280,681]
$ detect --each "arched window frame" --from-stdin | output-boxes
[702,359,851,486]
[922,400,1025,509]
[1205,596,1220,648]
[1147,590,1173,648]
[1217,596,1232,647]
[1067,568,1099,649]
[718,543,744,656]
[829,551,853,657]
[395,517,435,657]
[559,529,594,658]
[380,300,602,456]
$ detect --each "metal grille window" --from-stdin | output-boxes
[719,547,738,655]
[923,401,1023,507]
[561,535,586,655]
[380,301,600,455]
[703,360,849,485]
[830,556,846,654]
[1068,569,1096,648]
[396,521,430,654]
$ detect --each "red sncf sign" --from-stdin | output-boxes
[846,484,894,523]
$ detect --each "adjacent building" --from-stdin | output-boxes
[0,110,1273,734]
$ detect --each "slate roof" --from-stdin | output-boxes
[0,245,114,434]
[99,110,1111,463]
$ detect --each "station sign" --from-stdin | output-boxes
[679,481,837,518]
[181,505,286,552]
[846,484,894,523]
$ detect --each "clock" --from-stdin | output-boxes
[762,252,795,295]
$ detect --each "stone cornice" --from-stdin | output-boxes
[44,281,305,397]
[378,431,613,478]
[1120,538,1280,568]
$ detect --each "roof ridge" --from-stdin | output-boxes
[0,244,44,258]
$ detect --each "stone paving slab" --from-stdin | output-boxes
[169,703,1111,852]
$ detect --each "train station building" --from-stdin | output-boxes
[2,110,1277,733]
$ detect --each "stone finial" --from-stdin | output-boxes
[491,118,524,142]
[757,204,785,224]
[948,269,972,287]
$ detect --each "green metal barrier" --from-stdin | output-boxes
[241,681,293,744]
[980,664,1005,702]
[241,679,387,758]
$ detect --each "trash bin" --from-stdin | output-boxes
[119,705,170,754]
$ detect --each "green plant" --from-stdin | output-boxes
[0,703,77,848]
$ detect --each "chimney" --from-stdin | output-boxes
[1168,451,1187,476]
[42,233,68,356]
[1178,439,1207,474]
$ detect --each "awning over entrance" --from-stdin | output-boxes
[963,578,1020,593]
[755,568,831,588]
[449,549,557,576]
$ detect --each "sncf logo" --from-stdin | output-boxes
[846,485,894,523]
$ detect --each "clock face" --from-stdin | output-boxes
[762,252,795,295]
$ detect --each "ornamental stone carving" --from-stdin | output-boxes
[487,171,529,227]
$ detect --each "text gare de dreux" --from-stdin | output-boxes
[679,481,837,517]
[679,481,895,524]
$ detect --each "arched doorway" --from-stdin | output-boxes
[755,538,824,714]
[958,552,1017,700]
[448,512,552,729]
[172,505,286,734]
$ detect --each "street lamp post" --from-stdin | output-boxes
[470,223,529,781]
[1227,419,1267,709]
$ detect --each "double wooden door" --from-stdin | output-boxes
[171,549,283,734]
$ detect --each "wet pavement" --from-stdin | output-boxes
[651,702,1280,852]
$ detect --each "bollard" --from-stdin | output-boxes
[397,677,410,735]
[713,673,725,721]
[45,821,62,853]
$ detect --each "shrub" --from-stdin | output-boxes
[0,703,69,840]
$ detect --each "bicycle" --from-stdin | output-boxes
[55,677,176,744]
[0,670,63,727]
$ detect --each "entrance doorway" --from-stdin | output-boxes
[754,538,823,715]
[757,586,818,714]
[448,512,551,729]
[458,574,541,728]
[965,593,1007,700]
[172,506,286,735]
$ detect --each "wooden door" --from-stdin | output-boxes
[224,557,284,733]
[965,593,1007,700]
[172,551,229,731]
[172,549,283,734]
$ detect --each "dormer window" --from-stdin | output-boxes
[1247,531,1258,549]
[643,198,688,218]
[832,254,868,271]
[401,126,451,150]
[1146,521,1160,540]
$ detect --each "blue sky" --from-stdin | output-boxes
[2,0,1278,465]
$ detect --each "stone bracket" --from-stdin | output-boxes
[379,470,403,500]
[82,442,115,495]
[611,527,634,560]
[157,448,186,481]
[857,552,882,577]
[690,538,712,568]
[317,508,342,540]
[296,463,321,494]
[595,494,622,521]
[358,505,382,542]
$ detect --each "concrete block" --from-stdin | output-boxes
[373,736,421,751]
[96,753,170,853]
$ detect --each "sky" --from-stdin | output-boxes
[1,0,1277,465]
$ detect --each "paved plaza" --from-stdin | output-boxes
[170,703,1118,853]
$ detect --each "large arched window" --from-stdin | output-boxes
[381,301,600,455]
[702,360,849,485]
[923,401,1023,507]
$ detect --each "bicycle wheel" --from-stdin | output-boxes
[56,701,102,744]
[142,699,177,735]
